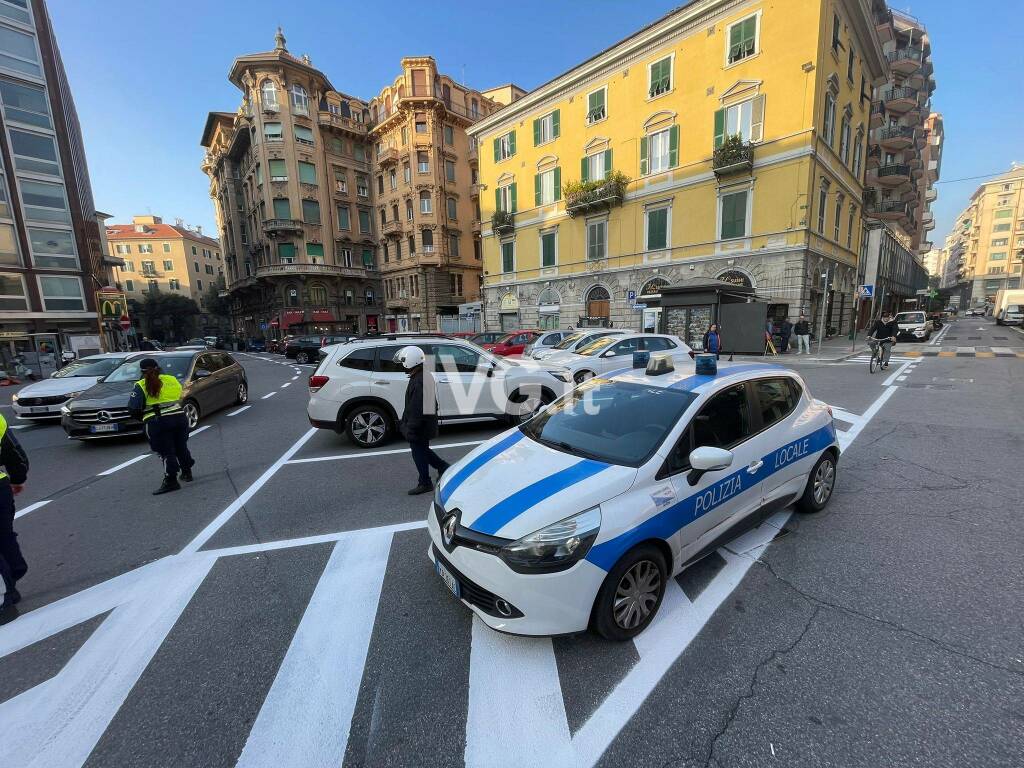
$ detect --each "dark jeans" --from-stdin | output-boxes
[145,413,194,477]
[0,482,26,601]
[409,441,448,486]
[779,334,791,352]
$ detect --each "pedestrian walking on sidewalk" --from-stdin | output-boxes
[0,412,29,616]
[128,357,194,495]
[779,318,793,354]
[702,323,722,360]
[794,315,811,354]
[396,346,449,496]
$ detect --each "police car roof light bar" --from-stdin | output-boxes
[646,354,675,376]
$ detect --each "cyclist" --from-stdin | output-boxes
[868,311,899,369]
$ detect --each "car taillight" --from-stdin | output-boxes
[309,375,329,393]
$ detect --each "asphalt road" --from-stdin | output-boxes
[1,318,1022,768]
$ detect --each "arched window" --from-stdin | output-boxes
[309,284,328,306]
[537,287,560,306]
[419,190,432,214]
[286,284,299,307]
[640,278,669,298]
[261,79,278,110]
[585,285,611,323]
[365,288,375,305]
[290,83,308,115]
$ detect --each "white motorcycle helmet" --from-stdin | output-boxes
[395,345,425,370]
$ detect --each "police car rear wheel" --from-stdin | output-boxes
[797,452,836,513]
[346,406,390,448]
[183,400,200,430]
[593,544,667,641]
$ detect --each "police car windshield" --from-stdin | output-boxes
[576,336,618,356]
[52,356,128,379]
[521,379,697,467]
[103,356,193,383]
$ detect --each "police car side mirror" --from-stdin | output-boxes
[193,368,212,380]
[686,446,734,486]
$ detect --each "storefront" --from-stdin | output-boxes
[659,279,765,354]
[536,288,560,330]
[498,291,520,331]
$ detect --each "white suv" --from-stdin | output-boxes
[307,335,572,448]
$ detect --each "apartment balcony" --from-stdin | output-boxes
[882,87,919,114]
[927,159,940,181]
[491,210,515,234]
[317,111,368,137]
[866,146,881,170]
[377,147,400,167]
[140,269,160,280]
[876,164,911,185]
[875,9,895,43]
[869,101,886,128]
[471,219,481,235]
[468,143,478,165]
[387,293,410,310]
[868,200,908,221]
[470,182,483,199]
[255,262,370,280]
[381,219,403,237]
[262,218,305,236]
[712,140,754,177]
[565,176,627,218]
[877,125,915,151]
[886,47,924,75]
[922,211,935,230]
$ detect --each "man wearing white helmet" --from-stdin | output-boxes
[396,345,450,495]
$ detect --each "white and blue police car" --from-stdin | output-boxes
[427,354,840,640]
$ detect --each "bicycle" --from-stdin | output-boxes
[866,336,894,374]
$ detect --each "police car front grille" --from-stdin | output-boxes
[433,547,524,619]
[17,395,69,406]
[72,408,132,423]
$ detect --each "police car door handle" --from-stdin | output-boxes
[747,460,764,474]
[373,380,389,386]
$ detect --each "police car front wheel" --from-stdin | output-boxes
[592,544,667,641]
[796,451,837,513]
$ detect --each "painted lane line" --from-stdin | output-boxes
[897,375,907,381]
[227,405,251,416]
[97,453,150,476]
[837,385,897,452]
[829,407,862,425]
[291,375,299,381]
[201,520,426,560]
[261,391,277,400]
[882,358,915,386]
[235,532,392,768]
[286,439,486,465]
[190,424,211,436]
[13,499,51,520]
[280,382,291,388]
[180,427,317,554]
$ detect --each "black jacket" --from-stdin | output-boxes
[779,320,793,336]
[0,426,29,485]
[794,320,810,335]
[870,319,899,341]
[400,368,438,443]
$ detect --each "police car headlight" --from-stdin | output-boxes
[501,506,601,573]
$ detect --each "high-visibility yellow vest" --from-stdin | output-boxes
[134,374,183,421]
[0,412,7,481]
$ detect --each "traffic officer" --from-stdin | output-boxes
[0,411,30,615]
[128,357,195,495]
[396,346,449,495]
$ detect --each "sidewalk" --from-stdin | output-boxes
[730,334,864,363]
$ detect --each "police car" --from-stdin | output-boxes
[427,355,839,640]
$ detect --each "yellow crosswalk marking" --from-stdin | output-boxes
[975,352,995,358]
[938,351,956,357]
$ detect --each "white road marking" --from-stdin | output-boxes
[837,386,897,452]
[897,375,907,381]
[280,382,291,388]
[201,520,426,560]
[97,453,150,476]
[829,407,862,425]
[13,499,51,520]
[10,424,29,429]
[882,358,915,386]
[235,532,391,768]
[291,375,299,381]
[286,439,486,465]
[261,391,277,399]
[180,428,317,554]
[189,424,211,436]
[227,405,251,416]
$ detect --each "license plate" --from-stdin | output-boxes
[29,407,51,414]
[435,560,460,599]
[90,424,118,433]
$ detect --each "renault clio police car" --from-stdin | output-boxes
[427,355,840,640]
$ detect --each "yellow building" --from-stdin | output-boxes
[106,214,224,313]
[469,0,887,340]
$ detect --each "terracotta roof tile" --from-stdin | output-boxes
[105,223,220,247]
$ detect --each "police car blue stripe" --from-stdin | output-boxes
[439,431,524,506]
[585,422,836,571]
[667,363,783,392]
[467,459,611,536]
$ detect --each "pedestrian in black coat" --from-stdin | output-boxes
[396,346,449,495]
[779,318,793,353]
[0,413,29,616]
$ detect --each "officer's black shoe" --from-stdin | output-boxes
[180,468,194,482]
[153,476,181,495]
[407,483,433,496]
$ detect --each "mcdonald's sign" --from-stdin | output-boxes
[96,290,128,320]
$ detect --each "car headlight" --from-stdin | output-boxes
[501,507,601,573]
[63,390,84,399]
[547,369,571,383]
[60,405,71,415]
[11,393,18,402]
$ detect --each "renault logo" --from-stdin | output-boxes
[442,515,457,546]
[97,410,112,422]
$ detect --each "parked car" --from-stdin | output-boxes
[285,336,325,364]
[965,307,985,317]
[449,332,478,340]
[486,330,542,356]
[892,311,933,341]
[247,339,267,352]
[61,350,248,440]
[307,335,572,448]
[12,353,143,422]
[528,329,627,361]
[521,330,574,359]
[996,304,1023,326]
[185,338,210,347]
[469,332,504,347]
[549,333,692,384]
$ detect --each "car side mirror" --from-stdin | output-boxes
[602,350,616,358]
[485,362,496,377]
[686,446,734,486]
[193,368,212,380]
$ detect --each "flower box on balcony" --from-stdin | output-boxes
[491,210,515,234]
[712,137,754,177]
[564,172,629,218]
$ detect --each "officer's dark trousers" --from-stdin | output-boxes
[410,441,447,486]
[145,413,194,477]
[0,481,26,600]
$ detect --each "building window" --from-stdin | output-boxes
[720,190,749,240]
[115,243,131,255]
[992,224,1011,233]
[446,196,457,219]
[535,167,561,205]
[162,242,171,253]
[584,150,609,181]
[991,238,1009,247]
[28,228,77,269]
[389,169,397,190]
[586,87,607,124]
[38,275,85,311]
[0,223,17,266]
[421,228,434,252]
[471,99,479,118]
[415,116,427,133]
[443,124,454,145]
[714,96,764,146]
[381,241,389,263]
[365,288,375,305]
[990,252,1007,261]
[834,194,844,242]
[817,182,829,234]
[822,93,836,146]
[407,235,415,256]
[294,125,314,146]
[124,279,134,292]
[847,205,856,249]
[286,285,299,307]
[419,190,432,214]
[852,131,863,178]
[278,242,296,263]
[377,175,384,194]
[445,160,456,182]
[302,199,321,224]
[0,24,42,77]
[403,163,411,183]
[495,131,515,161]
[473,238,481,261]
[354,144,366,162]
[449,234,460,258]
[586,219,607,260]
[18,179,70,224]
[839,115,851,163]
[138,243,153,254]
[501,240,514,273]
[356,174,368,197]
[417,151,429,173]
[648,56,672,98]
[533,110,560,145]
[10,129,60,177]
[646,206,669,251]
[309,284,327,305]
[0,78,52,128]
[0,272,27,310]
[727,14,758,64]
[298,161,317,185]
[847,47,856,82]
[190,261,198,273]
[162,259,173,271]
[831,14,841,53]
[391,203,399,222]
[337,205,350,230]
[169,278,180,290]
[329,137,343,155]
[269,159,287,181]
[496,183,516,213]
[540,230,557,267]
[646,128,675,174]
[406,199,414,221]
[306,243,324,263]
[339,248,352,267]
[273,198,291,219]
[290,83,308,115]
[260,79,278,110]
[358,209,371,233]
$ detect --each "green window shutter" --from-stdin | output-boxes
[533,118,541,146]
[553,166,561,201]
[509,130,516,156]
[510,182,517,213]
[273,198,291,218]
[750,95,765,143]
[534,173,542,206]
[580,156,589,183]
[668,126,679,168]
[495,188,502,213]
[552,109,560,138]
[278,243,296,260]
[603,149,613,178]
[493,138,500,163]
[729,20,743,60]
[640,136,649,175]
[714,108,726,148]
[743,16,757,46]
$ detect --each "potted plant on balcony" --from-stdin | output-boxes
[491,210,515,233]
[563,171,630,216]
[712,135,753,174]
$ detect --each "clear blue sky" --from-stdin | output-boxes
[48,0,1024,248]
